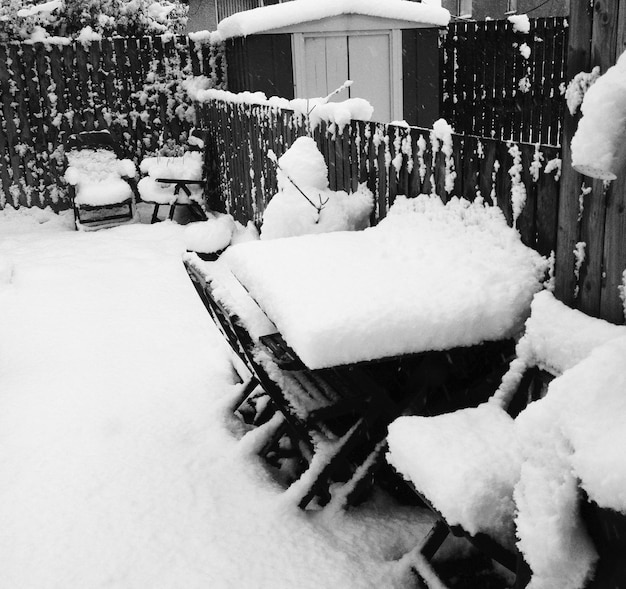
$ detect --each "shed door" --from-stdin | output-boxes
[293,31,401,122]
[348,33,392,122]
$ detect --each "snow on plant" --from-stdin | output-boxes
[564,66,601,116]
[578,183,591,222]
[529,144,544,182]
[0,0,188,43]
[508,143,526,225]
[544,157,562,181]
[431,118,456,194]
[573,241,586,298]
[571,51,626,181]
[491,159,500,205]
[519,43,531,59]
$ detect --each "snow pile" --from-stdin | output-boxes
[183,213,236,253]
[65,148,136,206]
[223,194,546,368]
[508,14,530,34]
[184,77,373,131]
[261,137,374,239]
[216,0,450,40]
[138,152,204,205]
[571,51,626,180]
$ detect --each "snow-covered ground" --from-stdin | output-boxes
[0,207,438,589]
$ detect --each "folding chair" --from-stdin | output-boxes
[138,129,209,224]
[64,130,137,230]
[386,290,626,588]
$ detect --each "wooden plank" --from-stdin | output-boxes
[534,146,561,258]
[577,0,621,317]
[600,173,626,322]
[554,0,593,308]
[516,144,537,250]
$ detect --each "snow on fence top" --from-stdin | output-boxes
[221,194,547,369]
[184,77,374,131]
[216,0,450,40]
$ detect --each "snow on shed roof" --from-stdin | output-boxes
[217,0,450,40]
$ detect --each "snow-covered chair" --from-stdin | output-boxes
[386,291,626,588]
[64,130,137,230]
[138,130,208,224]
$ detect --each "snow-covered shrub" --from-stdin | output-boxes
[0,0,188,43]
[571,52,626,180]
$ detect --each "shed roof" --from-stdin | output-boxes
[217,0,450,40]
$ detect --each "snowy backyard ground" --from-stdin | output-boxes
[0,207,442,589]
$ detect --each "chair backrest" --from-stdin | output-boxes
[65,130,122,158]
[490,290,626,411]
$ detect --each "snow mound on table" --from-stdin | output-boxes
[571,50,626,180]
[65,149,136,206]
[261,137,374,239]
[225,194,547,369]
[387,403,520,545]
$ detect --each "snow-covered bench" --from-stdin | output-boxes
[386,291,626,588]
[64,130,137,230]
[184,195,547,510]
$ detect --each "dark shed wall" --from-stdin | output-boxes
[225,34,295,98]
[402,29,440,127]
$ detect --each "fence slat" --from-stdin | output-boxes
[441,18,568,146]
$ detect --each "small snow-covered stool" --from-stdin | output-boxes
[64,130,137,230]
[138,149,207,224]
[386,291,626,588]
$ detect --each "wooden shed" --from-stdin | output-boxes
[217,0,450,127]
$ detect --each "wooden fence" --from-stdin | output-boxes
[0,34,225,211]
[441,18,568,147]
[198,100,561,259]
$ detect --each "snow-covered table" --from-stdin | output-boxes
[185,194,546,510]
[221,195,546,369]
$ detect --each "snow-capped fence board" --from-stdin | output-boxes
[555,0,626,325]
[198,100,561,258]
[0,35,225,211]
[441,18,568,147]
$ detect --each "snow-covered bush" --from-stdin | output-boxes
[0,0,188,43]
[571,51,626,181]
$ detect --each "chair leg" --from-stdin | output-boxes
[168,203,176,220]
[420,519,450,561]
[151,204,160,224]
